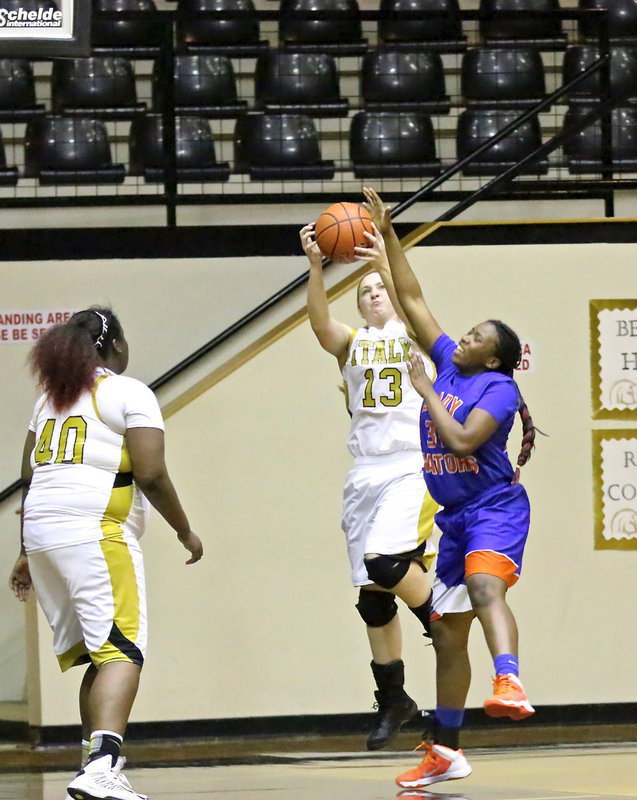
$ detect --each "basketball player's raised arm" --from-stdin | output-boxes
[360,188,443,355]
[301,222,351,363]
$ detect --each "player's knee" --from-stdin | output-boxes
[466,573,505,609]
[355,588,398,627]
[364,553,410,590]
[431,620,462,655]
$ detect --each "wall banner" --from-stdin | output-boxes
[592,430,637,550]
[0,310,74,344]
[590,299,637,419]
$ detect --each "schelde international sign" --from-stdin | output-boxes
[0,1,69,39]
[0,1,89,57]
[0,7,63,29]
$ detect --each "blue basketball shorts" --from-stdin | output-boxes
[435,481,531,592]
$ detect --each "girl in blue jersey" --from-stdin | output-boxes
[357,188,538,790]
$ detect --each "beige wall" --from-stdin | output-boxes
[0,255,307,491]
[3,236,637,724]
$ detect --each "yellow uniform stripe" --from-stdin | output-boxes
[57,640,91,673]
[91,374,109,422]
[92,535,141,667]
[417,490,439,572]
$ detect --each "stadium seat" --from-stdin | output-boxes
[0,127,18,185]
[377,0,467,53]
[152,55,248,118]
[129,114,231,182]
[51,57,146,119]
[176,0,269,57]
[361,49,450,113]
[350,111,441,178]
[254,51,348,117]
[562,106,637,173]
[563,46,637,104]
[456,108,548,175]
[24,117,126,185]
[479,0,566,51]
[461,48,546,109]
[578,0,637,44]
[279,0,367,55]
[92,0,164,56]
[233,113,335,179]
[0,58,45,121]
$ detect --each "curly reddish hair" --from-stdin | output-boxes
[28,307,122,412]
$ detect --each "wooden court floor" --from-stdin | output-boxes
[2,743,636,800]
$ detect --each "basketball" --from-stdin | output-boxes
[314,202,374,263]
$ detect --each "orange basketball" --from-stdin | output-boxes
[314,202,374,263]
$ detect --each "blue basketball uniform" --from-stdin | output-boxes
[421,333,519,509]
[422,334,531,611]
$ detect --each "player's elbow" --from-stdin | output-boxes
[445,436,477,458]
[132,463,168,492]
[449,443,474,458]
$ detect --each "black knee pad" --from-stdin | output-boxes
[356,588,398,627]
[364,554,410,590]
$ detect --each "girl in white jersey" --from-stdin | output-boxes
[9,307,203,800]
[300,191,438,752]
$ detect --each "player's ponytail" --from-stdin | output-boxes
[28,307,122,413]
[516,397,536,467]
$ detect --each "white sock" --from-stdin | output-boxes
[88,729,123,767]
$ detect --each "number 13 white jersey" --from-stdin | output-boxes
[342,319,435,459]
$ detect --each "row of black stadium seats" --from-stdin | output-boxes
[2,109,636,187]
[85,0,637,57]
[2,46,636,124]
[8,0,637,58]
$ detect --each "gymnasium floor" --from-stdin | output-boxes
[2,742,636,800]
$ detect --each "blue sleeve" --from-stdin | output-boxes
[476,379,519,425]
[430,333,457,373]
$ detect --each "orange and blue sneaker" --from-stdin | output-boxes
[483,673,535,720]
[395,742,472,788]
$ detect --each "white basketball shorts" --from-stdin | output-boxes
[341,450,438,587]
[28,533,147,672]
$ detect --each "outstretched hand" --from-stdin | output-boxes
[407,347,434,398]
[362,186,393,236]
[299,223,324,267]
[178,530,204,565]
[9,554,31,601]
[354,223,389,266]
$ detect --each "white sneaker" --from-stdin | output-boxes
[113,756,148,800]
[67,754,143,800]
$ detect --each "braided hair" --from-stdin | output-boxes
[488,320,537,468]
[28,307,123,413]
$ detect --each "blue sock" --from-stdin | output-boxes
[434,705,465,729]
[494,654,519,677]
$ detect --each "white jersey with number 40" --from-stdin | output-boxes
[23,367,164,553]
